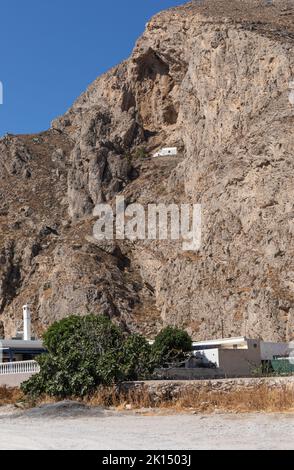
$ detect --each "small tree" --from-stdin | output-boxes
[121,334,153,381]
[22,315,155,398]
[22,315,126,398]
[21,317,193,399]
[152,326,192,367]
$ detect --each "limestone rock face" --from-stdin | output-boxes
[0,0,294,341]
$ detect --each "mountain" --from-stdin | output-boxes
[0,0,293,341]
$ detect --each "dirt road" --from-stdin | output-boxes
[0,404,293,450]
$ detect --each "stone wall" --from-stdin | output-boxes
[121,376,294,401]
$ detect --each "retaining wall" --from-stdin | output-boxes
[0,372,35,387]
[121,376,294,401]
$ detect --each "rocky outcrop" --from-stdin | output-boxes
[0,1,293,342]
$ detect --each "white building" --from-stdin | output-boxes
[0,305,45,387]
[191,336,292,377]
[153,147,178,158]
[192,337,261,376]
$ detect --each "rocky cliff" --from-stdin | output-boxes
[0,0,293,341]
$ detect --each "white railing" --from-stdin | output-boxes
[0,360,40,375]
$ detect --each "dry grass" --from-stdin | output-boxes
[86,384,294,414]
[0,387,23,405]
[1,384,293,414]
[174,385,294,413]
[88,386,155,409]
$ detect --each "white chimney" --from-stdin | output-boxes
[23,305,31,341]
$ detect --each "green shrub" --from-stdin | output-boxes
[152,326,192,367]
[22,315,154,398]
[133,147,147,159]
[121,334,153,381]
[21,316,193,399]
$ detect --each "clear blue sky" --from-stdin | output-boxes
[0,0,186,137]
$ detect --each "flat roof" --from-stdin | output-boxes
[192,337,251,347]
[0,339,44,350]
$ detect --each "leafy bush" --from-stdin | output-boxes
[21,316,193,399]
[152,326,192,367]
[22,315,153,398]
[121,334,153,381]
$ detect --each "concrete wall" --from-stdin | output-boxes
[0,372,35,387]
[191,342,261,376]
[260,342,291,360]
[156,342,262,379]
[219,348,261,376]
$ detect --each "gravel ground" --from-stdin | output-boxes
[0,403,293,450]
